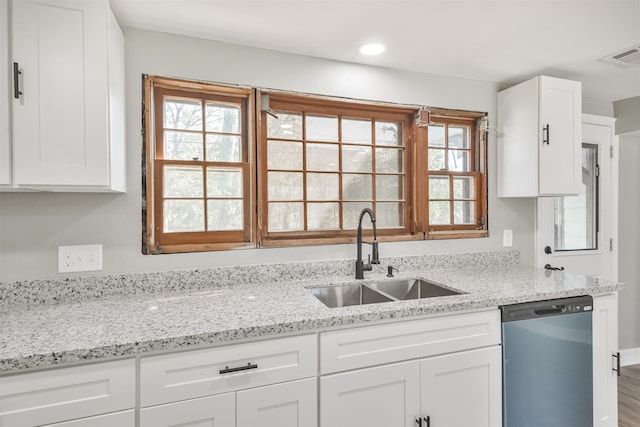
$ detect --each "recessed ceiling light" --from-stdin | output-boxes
[359,43,385,56]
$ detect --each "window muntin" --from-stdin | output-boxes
[261,99,410,242]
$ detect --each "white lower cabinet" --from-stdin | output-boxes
[593,293,619,427]
[319,310,502,427]
[0,359,135,427]
[140,334,318,427]
[43,409,135,427]
[320,347,501,427]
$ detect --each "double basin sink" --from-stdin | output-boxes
[309,278,463,308]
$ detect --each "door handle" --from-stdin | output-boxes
[544,264,564,271]
[613,352,621,376]
[13,62,23,99]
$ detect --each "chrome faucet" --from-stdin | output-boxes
[355,208,380,279]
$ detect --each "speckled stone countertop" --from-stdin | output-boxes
[0,251,623,373]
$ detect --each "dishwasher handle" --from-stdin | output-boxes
[534,305,566,316]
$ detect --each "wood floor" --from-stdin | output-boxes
[619,364,640,427]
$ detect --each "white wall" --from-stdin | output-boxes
[613,96,640,135]
[618,134,640,350]
[0,28,544,281]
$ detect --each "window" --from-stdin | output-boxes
[143,76,488,254]
[143,77,254,254]
[423,113,487,237]
[258,93,415,246]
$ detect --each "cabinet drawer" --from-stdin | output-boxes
[140,334,317,407]
[43,409,135,427]
[320,310,500,373]
[0,359,135,427]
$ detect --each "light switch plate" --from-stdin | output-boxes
[58,244,103,273]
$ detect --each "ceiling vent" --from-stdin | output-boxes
[601,44,640,66]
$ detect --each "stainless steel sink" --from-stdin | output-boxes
[309,278,462,308]
[367,278,461,300]
[309,283,393,308]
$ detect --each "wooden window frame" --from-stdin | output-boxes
[257,91,418,247]
[417,112,488,240]
[143,76,255,254]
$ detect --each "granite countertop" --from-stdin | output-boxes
[0,262,623,373]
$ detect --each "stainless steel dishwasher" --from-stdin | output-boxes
[501,295,593,427]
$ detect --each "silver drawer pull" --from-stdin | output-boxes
[220,362,258,374]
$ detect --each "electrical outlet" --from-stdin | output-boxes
[58,245,103,273]
[503,229,513,247]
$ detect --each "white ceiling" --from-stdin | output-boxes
[111,0,640,102]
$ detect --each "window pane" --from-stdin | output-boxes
[448,150,470,172]
[267,112,303,140]
[429,201,450,225]
[375,121,401,146]
[308,203,339,230]
[268,172,303,200]
[376,175,403,200]
[449,126,469,149]
[164,98,202,131]
[554,145,598,251]
[206,134,241,162]
[206,168,242,198]
[429,176,449,200]
[343,174,372,200]
[343,202,372,230]
[164,166,203,198]
[428,125,445,147]
[376,148,403,173]
[377,202,404,228]
[342,146,372,172]
[454,201,475,224]
[307,115,338,142]
[342,118,371,144]
[453,176,475,199]
[205,103,240,134]
[164,200,204,232]
[428,148,446,171]
[307,173,338,200]
[268,140,303,170]
[207,200,243,230]
[164,131,203,160]
[268,202,303,231]
[307,143,339,171]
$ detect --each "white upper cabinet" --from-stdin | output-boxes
[6,0,125,192]
[498,75,582,197]
[0,0,10,186]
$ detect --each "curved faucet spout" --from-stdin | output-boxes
[356,208,380,279]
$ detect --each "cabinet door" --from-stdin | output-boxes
[593,293,619,426]
[11,0,110,187]
[140,393,235,427]
[237,378,317,427]
[420,346,502,427]
[538,76,582,196]
[0,0,9,185]
[320,360,420,427]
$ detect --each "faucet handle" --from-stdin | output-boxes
[371,241,380,264]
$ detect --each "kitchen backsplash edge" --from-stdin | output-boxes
[0,250,520,307]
